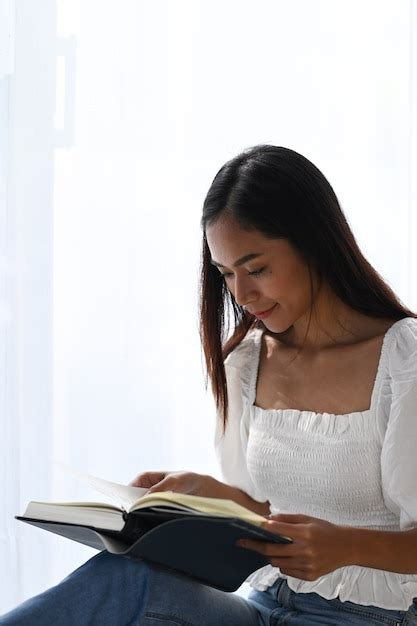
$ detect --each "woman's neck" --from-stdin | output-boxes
[269,286,393,352]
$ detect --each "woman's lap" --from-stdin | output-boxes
[2,551,417,626]
[0,551,261,626]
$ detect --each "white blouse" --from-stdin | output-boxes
[214,317,417,611]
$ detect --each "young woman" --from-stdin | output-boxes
[1,144,417,625]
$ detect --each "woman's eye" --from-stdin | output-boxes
[221,267,266,279]
[249,267,266,277]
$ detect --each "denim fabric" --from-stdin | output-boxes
[1,551,417,625]
[248,578,417,626]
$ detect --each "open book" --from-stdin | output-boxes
[15,466,293,592]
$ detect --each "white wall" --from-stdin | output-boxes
[1,0,417,612]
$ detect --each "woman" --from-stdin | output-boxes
[1,144,417,625]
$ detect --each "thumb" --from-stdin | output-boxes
[147,479,172,494]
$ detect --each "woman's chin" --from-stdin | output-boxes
[261,312,295,335]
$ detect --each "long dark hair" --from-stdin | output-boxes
[198,144,416,434]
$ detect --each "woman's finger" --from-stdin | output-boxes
[236,539,296,556]
[129,471,168,488]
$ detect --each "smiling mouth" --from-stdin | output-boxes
[252,305,276,315]
[250,304,278,319]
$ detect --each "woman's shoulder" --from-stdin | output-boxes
[224,326,263,369]
[385,316,417,374]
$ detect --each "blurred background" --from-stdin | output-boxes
[1,0,416,611]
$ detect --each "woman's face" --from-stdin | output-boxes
[205,213,319,334]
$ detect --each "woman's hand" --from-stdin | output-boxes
[128,470,216,498]
[235,513,353,581]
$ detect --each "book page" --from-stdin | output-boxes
[55,463,269,528]
[130,491,267,524]
[55,461,148,511]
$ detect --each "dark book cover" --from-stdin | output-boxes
[16,507,292,592]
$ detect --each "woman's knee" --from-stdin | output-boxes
[78,551,152,582]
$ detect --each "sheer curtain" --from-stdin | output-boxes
[1,0,416,612]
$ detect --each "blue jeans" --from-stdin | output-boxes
[1,550,417,625]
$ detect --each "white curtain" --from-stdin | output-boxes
[1,0,417,612]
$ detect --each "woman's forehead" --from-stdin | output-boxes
[207,222,267,257]
[207,225,290,268]
[206,214,264,244]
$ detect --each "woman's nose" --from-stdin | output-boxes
[233,277,257,307]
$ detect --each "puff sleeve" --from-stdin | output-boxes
[381,318,417,530]
[214,353,269,504]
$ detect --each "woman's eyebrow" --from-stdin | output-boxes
[210,253,264,268]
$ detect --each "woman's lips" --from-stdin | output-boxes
[253,304,277,319]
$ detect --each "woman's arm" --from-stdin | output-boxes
[345,525,417,575]
[203,475,271,517]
